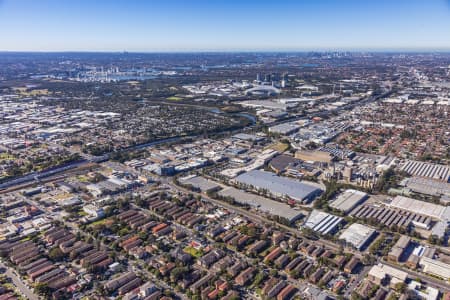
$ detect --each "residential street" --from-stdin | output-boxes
[0,261,39,300]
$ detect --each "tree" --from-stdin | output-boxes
[170,267,188,282]
[427,234,441,245]
[351,292,364,300]
[362,254,375,265]
[252,271,266,287]
[394,282,406,293]
[375,167,398,192]
[48,247,66,261]
[35,282,52,297]
[269,269,278,277]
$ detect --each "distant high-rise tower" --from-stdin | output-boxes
[281,73,288,88]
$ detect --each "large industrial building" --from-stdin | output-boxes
[178,175,221,194]
[232,133,265,143]
[419,257,450,281]
[218,187,304,224]
[387,235,411,263]
[400,177,450,199]
[385,196,450,239]
[400,160,450,182]
[304,210,343,235]
[339,223,377,250]
[269,155,301,174]
[388,196,449,221]
[330,189,368,213]
[350,203,433,230]
[268,123,301,135]
[234,170,322,203]
[368,264,408,288]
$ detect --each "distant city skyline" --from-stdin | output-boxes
[1,0,450,52]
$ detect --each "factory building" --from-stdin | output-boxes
[339,223,377,250]
[368,264,408,288]
[387,236,410,263]
[218,187,304,224]
[269,123,301,135]
[178,175,221,194]
[389,196,449,221]
[304,210,343,235]
[350,203,433,230]
[419,257,450,281]
[330,189,368,213]
[400,160,450,182]
[234,170,322,203]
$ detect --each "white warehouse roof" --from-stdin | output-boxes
[330,189,368,213]
[304,210,343,235]
[339,223,376,250]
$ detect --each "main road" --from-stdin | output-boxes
[0,261,39,300]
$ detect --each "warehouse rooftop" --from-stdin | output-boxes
[339,223,376,250]
[234,170,322,202]
[218,187,304,223]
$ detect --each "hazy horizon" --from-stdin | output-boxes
[1,48,450,54]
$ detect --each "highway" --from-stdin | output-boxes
[0,160,88,190]
[0,261,39,300]
[0,137,185,191]
[0,162,97,194]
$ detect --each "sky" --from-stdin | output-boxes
[0,0,450,52]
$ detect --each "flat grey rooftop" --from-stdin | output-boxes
[234,170,322,201]
[218,186,303,222]
[179,175,220,192]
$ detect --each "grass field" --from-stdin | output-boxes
[0,153,15,160]
[90,218,114,227]
[166,96,183,101]
[76,175,89,182]
[183,246,203,258]
[54,193,72,200]
[266,142,290,152]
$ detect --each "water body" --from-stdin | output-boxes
[125,136,182,151]
[208,108,257,125]
[301,63,319,67]
[209,108,221,114]
[235,112,257,124]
